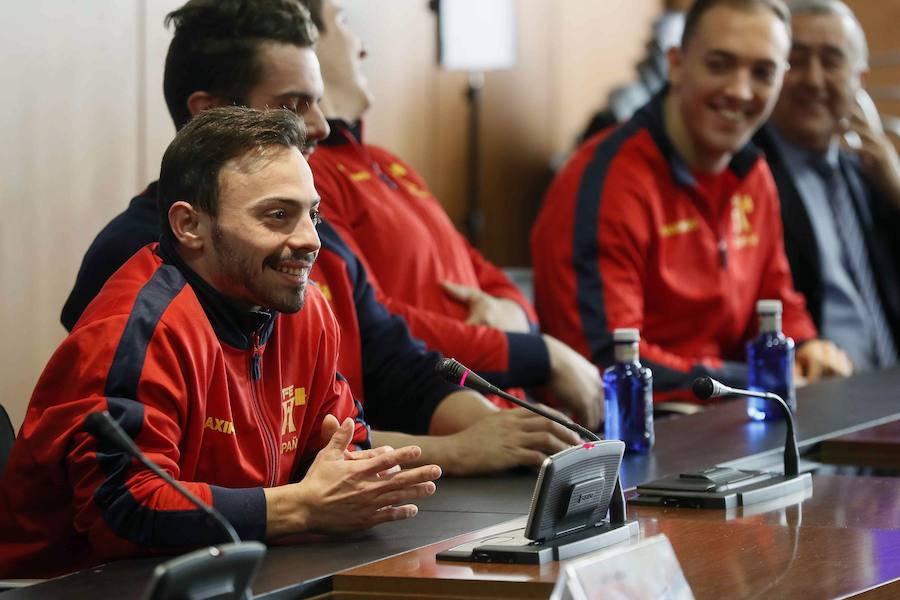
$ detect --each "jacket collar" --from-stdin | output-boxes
[633,86,762,188]
[322,119,363,147]
[156,234,275,350]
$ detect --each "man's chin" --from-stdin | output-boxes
[266,290,306,314]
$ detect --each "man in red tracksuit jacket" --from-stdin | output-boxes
[58,0,582,481]
[304,0,604,429]
[0,108,440,578]
[532,0,853,402]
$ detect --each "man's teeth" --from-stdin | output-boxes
[716,108,743,122]
[275,265,305,276]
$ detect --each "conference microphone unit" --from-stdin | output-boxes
[692,376,799,477]
[83,410,266,600]
[631,377,812,510]
[434,358,639,564]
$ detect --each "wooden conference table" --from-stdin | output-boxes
[820,420,900,470]
[7,368,900,599]
[329,475,900,599]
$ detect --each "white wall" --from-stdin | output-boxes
[0,0,179,430]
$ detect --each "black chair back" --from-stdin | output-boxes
[0,404,15,477]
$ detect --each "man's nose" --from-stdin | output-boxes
[799,55,826,87]
[288,216,321,255]
[725,68,754,101]
[305,104,330,144]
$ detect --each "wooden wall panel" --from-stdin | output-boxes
[845,0,900,119]
[0,1,143,430]
[481,0,659,265]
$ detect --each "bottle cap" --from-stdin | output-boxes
[756,299,783,315]
[613,328,640,343]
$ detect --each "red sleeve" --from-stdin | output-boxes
[56,319,267,558]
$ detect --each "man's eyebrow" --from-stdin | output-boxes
[820,44,848,57]
[790,41,847,60]
[705,48,779,68]
[705,49,736,59]
[256,196,319,208]
[279,92,319,103]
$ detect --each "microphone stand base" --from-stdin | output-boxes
[631,472,813,510]
[437,520,640,565]
[142,541,266,600]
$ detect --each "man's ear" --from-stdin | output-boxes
[667,46,683,88]
[186,91,229,118]
[169,201,207,250]
[858,68,870,89]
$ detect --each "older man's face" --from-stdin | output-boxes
[770,11,866,153]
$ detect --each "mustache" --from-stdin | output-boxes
[265,250,318,269]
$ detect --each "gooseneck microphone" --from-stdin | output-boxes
[83,410,241,544]
[436,357,629,526]
[692,376,799,477]
[435,357,600,443]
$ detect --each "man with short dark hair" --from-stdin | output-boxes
[61,0,582,476]
[62,0,329,327]
[755,0,900,371]
[532,0,853,402]
[0,107,441,578]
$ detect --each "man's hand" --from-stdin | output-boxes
[264,416,441,539]
[843,99,900,210]
[442,406,582,476]
[441,281,531,333]
[795,339,854,383]
[543,335,604,430]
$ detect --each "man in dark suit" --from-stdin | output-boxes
[755,0,900,373]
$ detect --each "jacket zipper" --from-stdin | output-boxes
[248,331,278,487]
[687,186,728,269]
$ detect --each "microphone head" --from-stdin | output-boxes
[435,357,466,381]
[82,411,134,454]
[692,377,715,400]
[82,410,116,439]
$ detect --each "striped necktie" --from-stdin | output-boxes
[815,158,897,368]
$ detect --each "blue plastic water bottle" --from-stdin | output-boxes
[746,300,796,421]
[603,328,654,452]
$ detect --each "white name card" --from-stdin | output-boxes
[551,534,694,600]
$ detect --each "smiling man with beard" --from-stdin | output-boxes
[532,0,853,403]
[0,107,441,578]
[60,0,584,481]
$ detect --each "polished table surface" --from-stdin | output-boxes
[332,475,900,600]
[819,420,900,469]
[8,368,900,598]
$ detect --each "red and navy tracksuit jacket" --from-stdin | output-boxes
[309,121,551,398]
[531,91,817,400]
[60,181,461,436]
[0,239,369,578]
